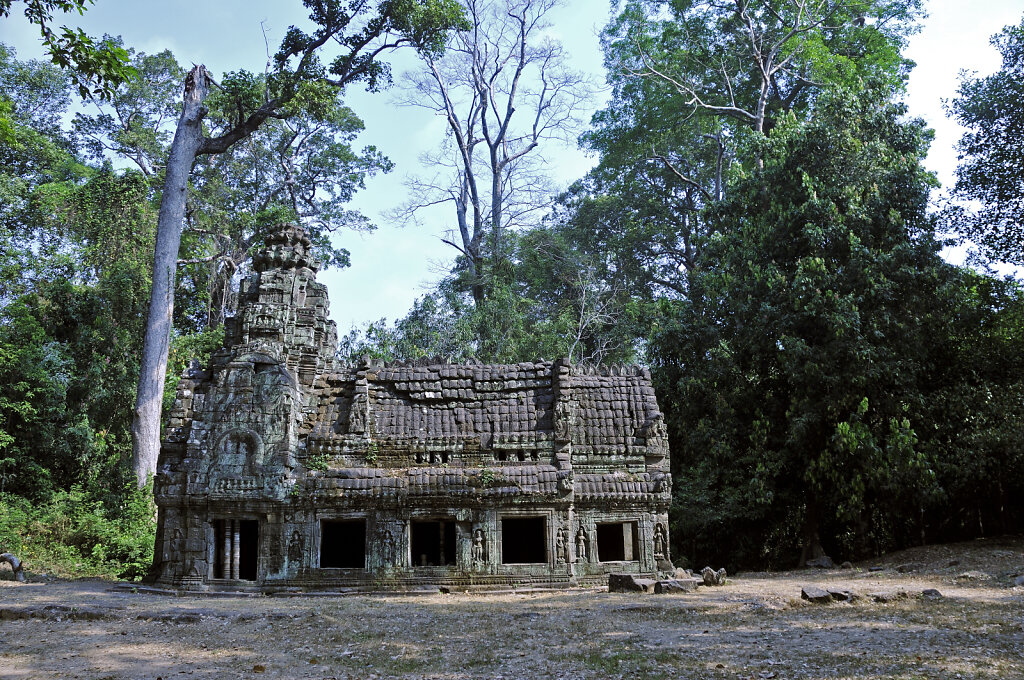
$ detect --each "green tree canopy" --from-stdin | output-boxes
[947,15,1024,267]
[0,0,135,99]
[652,85,944,566]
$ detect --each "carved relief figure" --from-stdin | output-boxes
[471,529,487,568]
[556,527,570,564]
[288,530,304,563]
[653,523,667,559]
[555,400,573,441]
[575,526,589,563]
[222,431,252,465]
[349,391,368,434]
[379,529,396,567]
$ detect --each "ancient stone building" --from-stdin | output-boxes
[150,225,671,591]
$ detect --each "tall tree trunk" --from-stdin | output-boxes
[131,66,210,486]
[799,500,826,567]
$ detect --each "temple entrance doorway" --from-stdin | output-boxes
[213,519,259,580]
[596,522,638,562]
[320,519,366,568]
[501,516,547,564]
[411,520,456,566]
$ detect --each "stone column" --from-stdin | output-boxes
[231,519,241,579]
[221,520,231,579]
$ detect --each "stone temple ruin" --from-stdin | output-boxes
[149,224,671,591]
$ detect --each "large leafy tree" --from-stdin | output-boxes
[0,0,134,99]
[0,43,80,296]
[71,45,393,331]
[915,272,1024,542]
[947,15,1024,267]
[652,86,945,567]
[572,0,923,298]
[183,91,393,329]
[0,46,155,497]
[130,0,468,485]
[73,40,183,177]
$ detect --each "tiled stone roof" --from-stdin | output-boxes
[158,224,670,509]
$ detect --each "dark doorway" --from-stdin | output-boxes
[501,516,546,564]
[212,518,259,580]
[597,522,638,562]
[238,520,259,580]
[321,520,366,568]
[411,520,456,566]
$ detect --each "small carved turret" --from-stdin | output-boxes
[252,225,319,273]
[228,223,338,385]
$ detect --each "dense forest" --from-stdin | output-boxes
[1,0,1023,579]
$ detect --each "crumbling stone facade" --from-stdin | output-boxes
[150,225,671,591]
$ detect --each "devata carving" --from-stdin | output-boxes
[576,526,589,564]
[149,224,671,591]
[654,523,667,560]
[556,527,569,564]
[471,528,487,568]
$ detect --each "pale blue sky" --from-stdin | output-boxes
[2,0,1022,332]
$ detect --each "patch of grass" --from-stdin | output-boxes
[557,647,679,679]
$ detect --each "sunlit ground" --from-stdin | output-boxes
[1,538,1022,679]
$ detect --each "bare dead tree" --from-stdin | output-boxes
[567,267,626,365]
[392,0,592,306]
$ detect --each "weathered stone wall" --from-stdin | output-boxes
[150,224,671,591]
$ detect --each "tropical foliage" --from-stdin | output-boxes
[2,2,1024,578]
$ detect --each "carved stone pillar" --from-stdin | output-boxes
[231,520,241,579]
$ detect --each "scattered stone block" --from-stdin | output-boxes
[701,566,727,585]
[608,573,656,593]
[921,588,943,600]
[656,557,675,573]
[653,578,699,594]
[826,587,860,602]
[801,586,833,604]
[805,556,835,569]
[1013,575,1024,587]
[869,590,909,603]
[840,561,853,570]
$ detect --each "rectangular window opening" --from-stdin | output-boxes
[212,518,259,580]
[320,519,366,569]
[501,516,547,564]
[597,522,638,562]
[411,520,456,567]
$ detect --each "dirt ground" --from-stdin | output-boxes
[1,537,1022,680]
